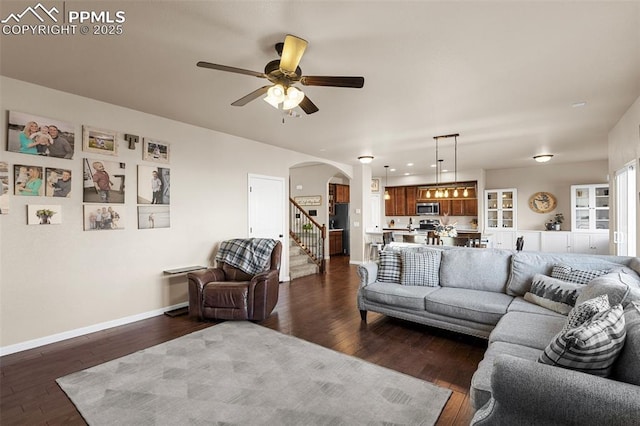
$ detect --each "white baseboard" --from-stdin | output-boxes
[0,302,188,357]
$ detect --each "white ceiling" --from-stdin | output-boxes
[1,1,639,178]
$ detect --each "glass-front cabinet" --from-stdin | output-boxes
[571,184,609,232]
[485,188,517,230]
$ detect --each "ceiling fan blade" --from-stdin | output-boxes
[279,34,308,75]
[300,76,365,88]
[231,86,271,106]
[197,61,265,78]
[299,95,319,114]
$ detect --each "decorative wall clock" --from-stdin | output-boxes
[528,192,557,213]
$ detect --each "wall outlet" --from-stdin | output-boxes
[353,221,360,227]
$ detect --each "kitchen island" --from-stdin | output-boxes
[383,228,485,247]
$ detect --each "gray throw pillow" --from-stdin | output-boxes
[523,274,584,315]
[551,263,611,285]
[575,273,631,307]
[539,304,626,377]
[400,250,441,287]
[377,251,402,284]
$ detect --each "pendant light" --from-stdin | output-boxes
[384,165,391,200]
[453,134,459,197]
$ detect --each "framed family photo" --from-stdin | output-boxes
[45,168,73,198]
[137,165,170,204]
[14,164,44,196]
[138,205,170,229]
[7,111,75,159]
[0,162,9,214]
[143,138,170,163]
[83,205,124,231]
[82,126,118,156]
[83,159,125,204]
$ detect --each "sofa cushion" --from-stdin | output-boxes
[507,297,566,317]
[523,274,583,314]
[400,249,441,286]
[612,301,640,386]
[425,288,513,325]
[439,248,512,292]
[539,304,626,377]
[362,281,438,310]
[377,251,402,284]
[506,251,629,297]
[470,341,542,409]
[489,311,566,350]
[562,294,611,333]
[629,257,640,275]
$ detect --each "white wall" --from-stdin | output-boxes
[485,160,609,231]
[608,95,640,254]
[0,77,348,352]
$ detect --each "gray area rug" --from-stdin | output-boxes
[57,321,451,425]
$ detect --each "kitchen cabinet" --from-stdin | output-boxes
[405,186,417,216]
[384,187,407,216]
[439,200,452,216]
[517,231,542,252]
[485,188,517,230]
[489,231,516,250]
[572,233,609,255]
[571,184,609,232]
[541,232,572,253]
[335,184,350,203]
[329,230,343,255]
[450,199,478,216]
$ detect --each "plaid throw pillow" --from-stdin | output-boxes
[551,263,611,285]
[539,304,626,377]
[377,251,402,284]
[561,294,610,333]
[400,250,441,287]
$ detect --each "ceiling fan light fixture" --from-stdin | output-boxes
[282,86,305,110]
[264,84,286,109]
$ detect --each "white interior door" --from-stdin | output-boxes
[248,174,286,280]
[369,193,381,231]
[615,163,637,256]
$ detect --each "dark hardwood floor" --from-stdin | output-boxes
[0,256,487,425]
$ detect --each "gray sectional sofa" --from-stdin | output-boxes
[356,244,640,425]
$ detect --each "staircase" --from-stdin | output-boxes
[289,238,320,279]
[289,197,326,280]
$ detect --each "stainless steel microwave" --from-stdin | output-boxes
[416,202,440,215]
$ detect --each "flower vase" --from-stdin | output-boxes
[440,236,455,246]
[39,215,50,224]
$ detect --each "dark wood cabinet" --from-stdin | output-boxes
[335,184,350,203]
[384,186,407,216]
[405,186,417,216]
[329,230,343,255]
[439,200,452,216]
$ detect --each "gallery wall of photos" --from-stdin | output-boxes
[1,110,171,230]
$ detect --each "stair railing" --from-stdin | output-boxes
[289,197,326,273]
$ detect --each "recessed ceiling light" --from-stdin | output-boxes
[442,169,448,172]
[572,101,587,108]
[390,168,396,172]
[407,163,414,167]
[404,173,410,176]
[430,164,436,168]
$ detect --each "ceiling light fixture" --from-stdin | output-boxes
[358,155,374,164]
[433,133,461,198]
[533,154,554,163]
[264,85,305,110]
[384,165,391,200]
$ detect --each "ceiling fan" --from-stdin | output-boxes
[197,34,365,114]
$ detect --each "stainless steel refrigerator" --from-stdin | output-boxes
[332,203,350,255]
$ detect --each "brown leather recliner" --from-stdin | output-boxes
[187,240,282,321]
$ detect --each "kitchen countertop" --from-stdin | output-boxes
[329,228,344,232]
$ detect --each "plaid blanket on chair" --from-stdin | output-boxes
[215,238,278,275]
